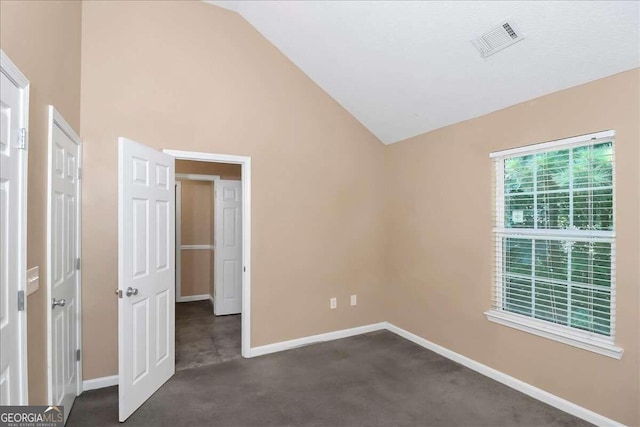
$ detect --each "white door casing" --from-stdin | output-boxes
[47,106,82,420]
[163,150,250,358]
[0,51,29,406]
[214,180,242,316]
[118,138,175,422]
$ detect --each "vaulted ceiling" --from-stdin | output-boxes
[207,1,639,144]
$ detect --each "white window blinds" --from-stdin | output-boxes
[490,130,616,343]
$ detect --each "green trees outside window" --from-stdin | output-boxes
[501,142,613,336]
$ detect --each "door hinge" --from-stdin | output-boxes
[77,167,82,180]
[17,290,25,311]
[243,266,246,272]
[75,258,81,270]
[16,128,27,150]
[76,349,81,361]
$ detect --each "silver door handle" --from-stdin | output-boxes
[126,287,139,297]
[52,298,66,309]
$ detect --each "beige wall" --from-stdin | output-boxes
[80,0,386,381]
[4,2,637,423]
[384,69,640,426]
[180,250,211,297]
[180,179,213,297]
[180,180,213,246]
[177,161,241,297]
[0,0,82,404]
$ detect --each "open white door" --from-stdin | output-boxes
[47,106,82,421]
[214,180,242,315]
[0,51,29,406]
[118,138,175,422]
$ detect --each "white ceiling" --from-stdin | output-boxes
[207,1,640,144]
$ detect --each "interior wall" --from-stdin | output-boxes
[0,0,82,404]
[384,69,640,426]
[180,249,211,297]
[180,179,213,297]
[80,0,386,381]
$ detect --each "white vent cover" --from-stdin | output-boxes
[472,20,524,58]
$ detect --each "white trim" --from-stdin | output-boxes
[175,181,182,301]
[1,50,30,88]
[485,310,623,359]
[494,227,615,240]
[46,106,84,402]
[176,173,220,182]
[1,49,30,405]
[384,323,624,427]
[176,294,210,303]
[77,319,624,425]
[163,149,252,358]
[181,244,215,250]
[82,375,118,392]
[249,323,387,357]
[490,130,615,158]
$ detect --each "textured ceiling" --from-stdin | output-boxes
[206,1,640,144]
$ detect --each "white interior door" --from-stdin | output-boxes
[47,106,81,421]
[214,180,242,316]
[0,52,29,406]
[118,138,175,422]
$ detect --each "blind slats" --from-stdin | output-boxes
[492,135,616,340]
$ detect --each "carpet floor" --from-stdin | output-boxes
[67,330,592,427]
[175,301,241,371]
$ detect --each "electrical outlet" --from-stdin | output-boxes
[350,295,357,306]
[330,297,337,309]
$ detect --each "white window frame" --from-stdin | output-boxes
[486,130,623,360]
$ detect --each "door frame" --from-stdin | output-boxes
[163,150,251,358]
[46,105,83,400]
[175,173,219,303]
[0,50,30,404]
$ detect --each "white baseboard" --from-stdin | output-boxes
[209,294,214,304]
[176,294,210,303]
[249,322,387,358]
[80,321,624,426]
[384,322,624,427]
[82,375,118,392]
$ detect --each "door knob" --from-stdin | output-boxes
[52,298,66,309]
[126,287,139,297]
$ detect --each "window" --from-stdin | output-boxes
[486,130,622,359]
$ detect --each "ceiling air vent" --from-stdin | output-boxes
[472,20,524,58]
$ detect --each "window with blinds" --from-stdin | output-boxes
[489,131,617,349]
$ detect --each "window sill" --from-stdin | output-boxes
[485,310,623,360]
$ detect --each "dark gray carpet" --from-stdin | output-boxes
[175,301,241,371]
[67,331,592,427]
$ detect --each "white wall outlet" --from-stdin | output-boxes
[350,295,357,306]
[330,297,337,309]
[26,266,40,296]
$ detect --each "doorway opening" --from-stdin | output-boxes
[174,159,243,370]
[164,149,251,363]
[116,140,251,421]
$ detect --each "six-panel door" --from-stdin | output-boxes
[48,118,81,420]
[118,138,175,422]
[0,65,26,406]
